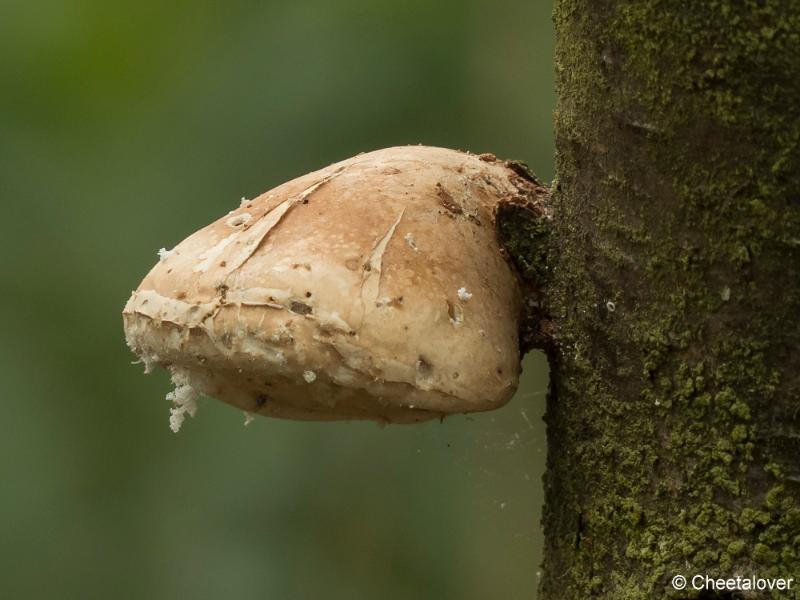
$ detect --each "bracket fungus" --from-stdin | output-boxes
[123,146,547,428]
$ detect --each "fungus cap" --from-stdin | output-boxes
[123,146,527,425]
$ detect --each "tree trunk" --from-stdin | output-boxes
[531,2,799,598]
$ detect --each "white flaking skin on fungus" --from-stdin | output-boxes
[157,248,173,261]
[165,369,199,432]
[457,287,473,301]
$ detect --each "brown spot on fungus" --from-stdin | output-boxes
[446,300,464,326]
[416,357,433,378]
[435,183,463,215]
[289,301,312,315]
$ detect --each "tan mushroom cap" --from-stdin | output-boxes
[123,146,525,425]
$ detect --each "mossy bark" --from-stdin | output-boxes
[537,1,800,598]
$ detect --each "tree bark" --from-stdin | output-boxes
[520,2,800,598]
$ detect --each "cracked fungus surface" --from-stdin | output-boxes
[123,146,540,426]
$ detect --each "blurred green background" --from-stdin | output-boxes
[0,1,555,598]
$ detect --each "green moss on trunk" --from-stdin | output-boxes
[541,1,800,598]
